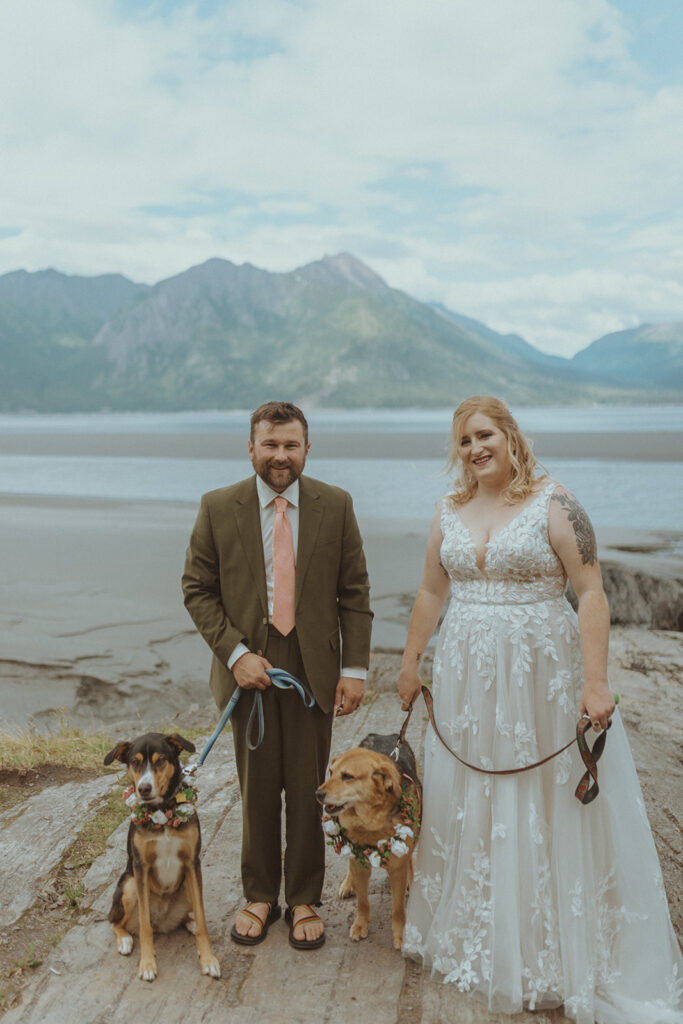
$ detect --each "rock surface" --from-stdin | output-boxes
[0,775,116,928]
[600,562,683,630]
[3,626,681,1024]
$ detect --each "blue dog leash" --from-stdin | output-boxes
[187,668,316,771]
[244,668,316,751]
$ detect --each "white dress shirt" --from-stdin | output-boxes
[228,474,366,681]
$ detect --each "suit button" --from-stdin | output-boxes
[262,617,268,625]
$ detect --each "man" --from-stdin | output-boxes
[182,401,372,949]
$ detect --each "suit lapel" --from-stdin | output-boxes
[296,476,322,608]
[234,478,268,618]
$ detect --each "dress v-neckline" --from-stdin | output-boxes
[453,484,551,576]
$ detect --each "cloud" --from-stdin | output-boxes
[0,0,681,355]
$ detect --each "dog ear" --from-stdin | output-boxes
[166,733,196,755]
[104,741,130,766]
[373,769,395,792]
[328,756,339,772]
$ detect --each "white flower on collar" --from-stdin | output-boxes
[151,810,167,826]
[390,838,409,857]
[322,819,340,836]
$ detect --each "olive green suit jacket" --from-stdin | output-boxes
[182,474,373,715]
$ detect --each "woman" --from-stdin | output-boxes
[398,397,682,1024]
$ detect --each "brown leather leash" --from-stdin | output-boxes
[398,685,609,805]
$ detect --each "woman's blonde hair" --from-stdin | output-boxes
[447,396,546,506]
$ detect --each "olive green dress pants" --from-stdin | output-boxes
[230,626,334,909]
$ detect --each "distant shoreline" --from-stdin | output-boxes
[0,430,681,460]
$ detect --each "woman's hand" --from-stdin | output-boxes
[397,666,423,711]
[580,682,615,732]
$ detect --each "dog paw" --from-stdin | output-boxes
[138,958,158,982]
[184,914,197,935]
[392,931,404,950]
[201,955,221,979]
[339,879,356,899]
[350,918,368,941]
[117,935,133,956]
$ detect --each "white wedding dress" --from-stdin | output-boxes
[403,483,682,1024]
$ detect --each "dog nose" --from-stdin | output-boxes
[138,782,152,799]
[315,787,326,803]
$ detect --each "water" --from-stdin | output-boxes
[0,453,680,530]
[1,404,682,435]
[0,408,681,529]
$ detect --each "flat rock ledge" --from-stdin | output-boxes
[600,562,683,630]
[0,776,117,928]
[3,626,682,1024]
[595,531,683,631]
[565,564,683,631]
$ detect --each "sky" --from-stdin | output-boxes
[1,0,682,357]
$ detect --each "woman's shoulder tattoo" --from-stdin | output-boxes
[551,492,597,565]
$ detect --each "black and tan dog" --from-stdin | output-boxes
[316,733,421,950]
[104,732,220,982]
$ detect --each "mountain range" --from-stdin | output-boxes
[0,253,681,411]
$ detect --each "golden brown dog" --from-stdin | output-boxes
[104,732,220,982]
[316,742,420,949]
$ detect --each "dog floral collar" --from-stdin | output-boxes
[322,789,421,871]
[122,781,199,830]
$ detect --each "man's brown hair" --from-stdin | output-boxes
[250,401,309,443]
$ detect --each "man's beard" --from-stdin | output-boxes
[255,459,304,492]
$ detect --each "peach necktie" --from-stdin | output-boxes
[272,496,296,635]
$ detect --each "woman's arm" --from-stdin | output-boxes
[397,504,451,710]
[548,486,615,731]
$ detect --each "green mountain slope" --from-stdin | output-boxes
[89,254,649,409]
[0,255,679,410]
[0,269,149,410]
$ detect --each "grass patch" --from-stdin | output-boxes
[62,788,129,869]
[62,882,84,909]
[0,717,209,777]
[0,719,117,775]
[10,944,42,975]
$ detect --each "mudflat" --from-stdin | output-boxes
[0,494,681,729]
[0,428,681,459]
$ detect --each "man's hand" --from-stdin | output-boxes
[233,652,273,690]
[334,676,364,716]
